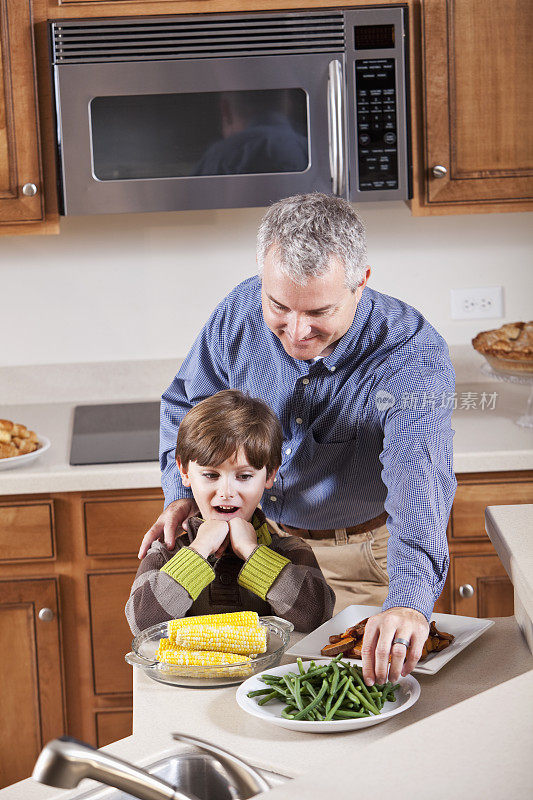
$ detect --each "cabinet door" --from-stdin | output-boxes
[88,570,138,695]
[452,554,514,618]
[422,0,533,207]
[0,0,44,225]
[0,578,65,788]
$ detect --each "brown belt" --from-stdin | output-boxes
[279,511,388,540]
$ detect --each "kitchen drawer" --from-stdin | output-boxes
[451,480,533,541]
[0,501,55,561]
[84,496,163,556]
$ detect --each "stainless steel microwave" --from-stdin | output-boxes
[50,6,411,215]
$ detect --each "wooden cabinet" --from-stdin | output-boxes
[415,0,533,214]
[0,578,65,787]
[0,488,163,787]
[435,471,533,616]
[0,0,45,229]
[452,554,514,618]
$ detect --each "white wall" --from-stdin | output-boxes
[1,202,531,367]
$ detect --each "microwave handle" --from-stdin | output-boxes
[327,60,345,196]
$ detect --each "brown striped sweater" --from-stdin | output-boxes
[125,509,335,635]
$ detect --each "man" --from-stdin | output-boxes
[139,193,456,687]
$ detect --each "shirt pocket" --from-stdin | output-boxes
[307,434,358,470]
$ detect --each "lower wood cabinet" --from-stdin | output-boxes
[0,471,530,786]
[452,554,514,618]
[0,488,163,787]
[0,578,65,787]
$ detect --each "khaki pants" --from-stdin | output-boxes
[269,520,390,614]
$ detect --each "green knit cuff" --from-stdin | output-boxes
[160,547,215,601]
[238,545,290,601]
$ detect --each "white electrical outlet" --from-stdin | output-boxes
[450,286,504,320]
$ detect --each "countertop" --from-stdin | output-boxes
[486,503,533,652]
[1,616,531,799]
[1,346,532,496]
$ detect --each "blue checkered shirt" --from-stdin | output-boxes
[160,277,457,621]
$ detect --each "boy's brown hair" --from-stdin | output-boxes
[176,390,282,475]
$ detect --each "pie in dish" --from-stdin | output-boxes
[0,419,40,459]
[472,321,533,374]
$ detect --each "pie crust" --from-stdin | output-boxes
[472,321,533,374]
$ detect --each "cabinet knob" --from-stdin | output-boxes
[431,165,447,179]
[38,607,54,622]
[22,182,38,197]
[458,583,475,599]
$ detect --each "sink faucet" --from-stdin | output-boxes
[32,737,200,800]
[32,735,271,800]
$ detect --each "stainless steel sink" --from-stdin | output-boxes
[71,752,288,800]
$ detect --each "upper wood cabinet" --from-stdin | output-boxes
[417,0,533,213]
[0,0,45,227]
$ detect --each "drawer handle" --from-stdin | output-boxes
[458,583,474,599]
[38,607,54,622]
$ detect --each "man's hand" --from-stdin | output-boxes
[189,520,230,560]
[361,607,429,685]
[137,498,199,559]
[228,518,258,561]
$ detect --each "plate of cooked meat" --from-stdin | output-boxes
[285,605,495,675]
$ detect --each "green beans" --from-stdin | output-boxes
[247,659,399,721]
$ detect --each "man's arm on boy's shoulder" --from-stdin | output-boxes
[125,542,215,635]
[238,535,335,633]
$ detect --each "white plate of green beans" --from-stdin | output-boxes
[236,656,420,732]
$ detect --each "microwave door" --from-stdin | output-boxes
[54,53,346,215]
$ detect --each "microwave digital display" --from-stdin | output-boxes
[354,25,395,50]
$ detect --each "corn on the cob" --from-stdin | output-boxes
[157,648,247,666]
[168,611,260,640]
[172,623,267,656]
[156,647,252,678]
[155,637,175,654]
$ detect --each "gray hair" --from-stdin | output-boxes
[256,193,367,291]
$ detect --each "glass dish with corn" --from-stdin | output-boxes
[125,611,294,688]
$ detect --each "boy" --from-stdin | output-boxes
[126,390,335,634]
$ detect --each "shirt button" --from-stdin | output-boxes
[270,495,277,502]
[295,417,303,424]
[302,378,310,385]
[330,366,336,372]
[285,448,292,455]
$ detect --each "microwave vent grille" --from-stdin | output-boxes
[51,13,345,64]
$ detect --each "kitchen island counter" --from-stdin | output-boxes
[1,615,531,800]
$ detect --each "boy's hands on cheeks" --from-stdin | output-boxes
[228,518,258,561]
[189,520,230,560]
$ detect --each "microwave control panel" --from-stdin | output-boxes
[355,59,398,191]
[345,6,411,201]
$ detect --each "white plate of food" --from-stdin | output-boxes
[0,434,50,470]
[236,659,420,733]
[285,605,495,675]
